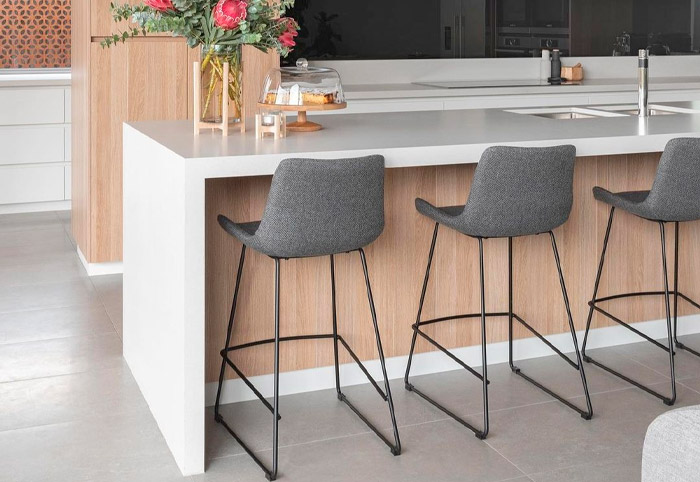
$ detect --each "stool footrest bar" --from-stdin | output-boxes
[405,383,487,439]
[589,303,671,352]
[512,314,579,370]
[412,324,488,383]
[216,414,276,480]
[583,355,674,405]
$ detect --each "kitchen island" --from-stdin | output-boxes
[123,104,700,475]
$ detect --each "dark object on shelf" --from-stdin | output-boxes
[548,49,562,84]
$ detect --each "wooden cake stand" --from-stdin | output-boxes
[257,102,347,132]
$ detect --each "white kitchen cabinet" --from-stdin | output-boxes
[0,80,71,212]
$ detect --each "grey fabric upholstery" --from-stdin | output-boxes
[218,155,385,258]
[593,138,700,222]
[642,405,700,482]
[416,145,576,238]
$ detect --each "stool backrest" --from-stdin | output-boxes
[646,138,700,222]
[255,155,385,257]
[460,145,577,237]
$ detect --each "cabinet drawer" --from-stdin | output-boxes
[0,165,65,204]
[0,126,65,166]
[0,88,65,126]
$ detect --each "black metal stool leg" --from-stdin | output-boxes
[673,222,680,348]
[404,229,490,439]
[477,237,490,439]
[405,223,439,387]
[671,221,700,357]
[330,255,341,397]
[508,233,593,419]
[659,223,677,406]
[269,258,281,481]
[508,237,515,372]
[550,232,593,418]
[582,209,677,405]
[215,245,247,419]
[582,207,615,357]
[358,248,402,454]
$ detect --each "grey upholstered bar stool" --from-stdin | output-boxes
[582,138,700,406]
[214,155,401,480]
[404,145,593,439]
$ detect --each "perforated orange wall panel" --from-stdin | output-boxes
[0,0,71,69]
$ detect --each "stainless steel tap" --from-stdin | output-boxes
[638,49,649,117]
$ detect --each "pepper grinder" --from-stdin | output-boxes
[549,49,562,85]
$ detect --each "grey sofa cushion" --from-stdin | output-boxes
[642,405,700,482]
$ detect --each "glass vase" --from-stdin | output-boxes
[199,44,243,124]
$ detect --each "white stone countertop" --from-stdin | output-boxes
[126,101,700,177]
[0,69,71,87]
[343,77,700,100]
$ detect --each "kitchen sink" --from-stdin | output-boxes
[506,107,627,120]
[591,104,700,116]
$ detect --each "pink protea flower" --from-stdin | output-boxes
[144,0,175,12]
[214,0,248,30]
[277,18,298,47]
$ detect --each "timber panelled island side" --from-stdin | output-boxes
[123,104,700,475]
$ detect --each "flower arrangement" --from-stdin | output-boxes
[102,0,298,124]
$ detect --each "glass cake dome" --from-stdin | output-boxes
[259,58,346,107]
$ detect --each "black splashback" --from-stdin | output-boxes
[284,0,699,64]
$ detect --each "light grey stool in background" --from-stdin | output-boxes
[404,145,593,439]
[643,406,700,482]
[214,156,401,480]
[582,138,700,406]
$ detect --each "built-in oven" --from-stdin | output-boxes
[497,0,530,28]
[495,30,536,57]
[531,0,569,28]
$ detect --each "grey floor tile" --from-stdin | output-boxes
[0,304,115,345]
[485,381,700,475]
[0,332,123,383]
[612,339,700,382]
[0,410,188,482]
[55,210,71,225]
[0,278,101,314]
[0,256,88,288]
[0,364,147,432]
[529,456,642,482]
[0,224,73,250]
[0,211,64,233]
[208,387,384,459]
[91,274,124,319]
[202,419,524,482]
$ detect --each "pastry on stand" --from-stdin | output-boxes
[258,58,346,132]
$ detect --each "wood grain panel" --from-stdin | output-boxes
[89,40,190,262]
[205,153,700,383]
[71,0,91,257]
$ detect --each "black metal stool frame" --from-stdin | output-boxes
[404,223,593,440]
[581,207,700,406]
[214,246,401,481]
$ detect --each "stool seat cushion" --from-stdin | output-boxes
[415,200,465,228]
[218,155,385,258]
[592,188,654,219]
[415,145,577,238]
[218,217,261,248]
[593,138,700,222]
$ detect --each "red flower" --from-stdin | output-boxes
[144,0,175,12]
[214,0,248,30]
[277,18,298,48]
